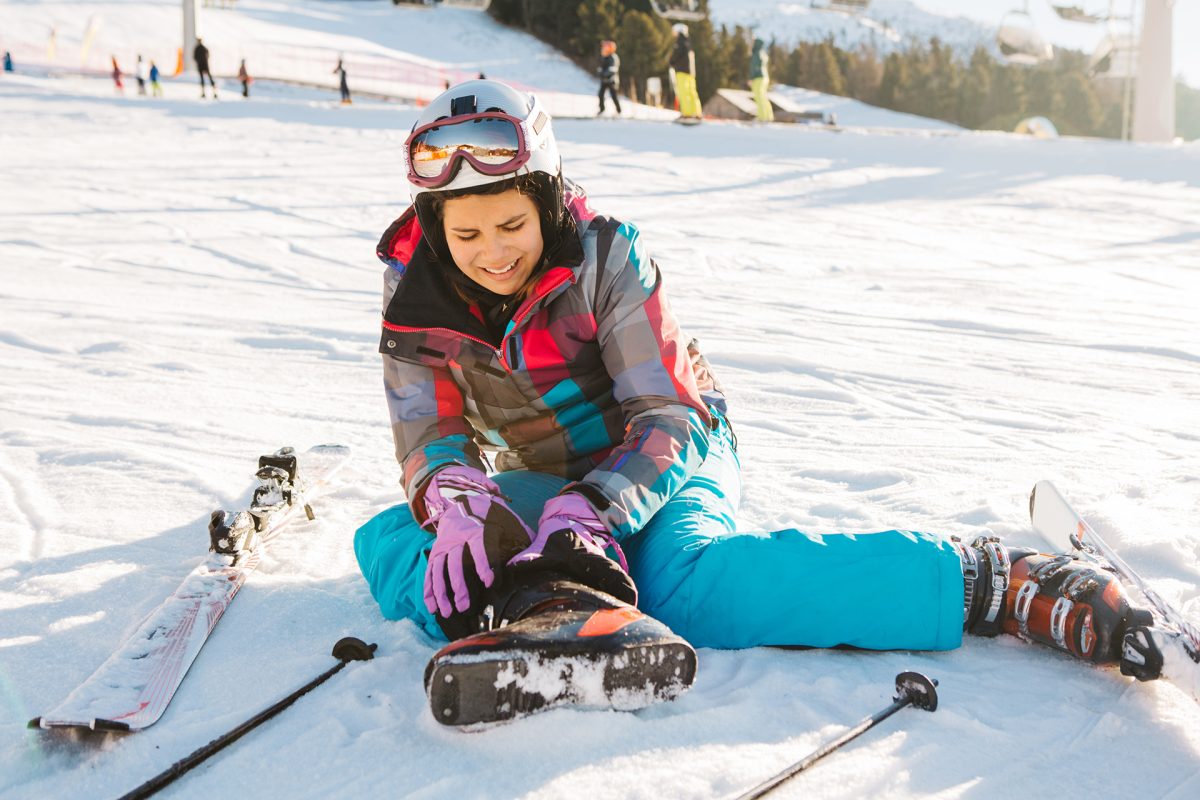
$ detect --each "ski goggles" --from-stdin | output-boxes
[405,110,548,189]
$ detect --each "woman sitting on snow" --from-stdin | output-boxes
[354,80,1186,719]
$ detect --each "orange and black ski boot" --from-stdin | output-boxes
[958,535,1153,664]
[424,579,696,728]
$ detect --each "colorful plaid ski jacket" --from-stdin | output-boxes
[376,182,725,539]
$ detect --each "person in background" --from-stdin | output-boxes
[334,56,351,105]
[111,55,124,94]
[135,54,148,96]
[669,23,702,121]
[3,51,14,73]
[597,39,621,117]
[149,60,163,97]
[749,38,773,123]
[194,37,217,99]
[238,58,252,98]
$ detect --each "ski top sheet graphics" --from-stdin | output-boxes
[30,445,351,733]
[1029,480,1200,664]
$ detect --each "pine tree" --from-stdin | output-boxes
[877,52,903,110]
[722,26,751,89]
[1057,70,1102,135]
[957,46,993,128]
[618,10,671,103]
[981,62,1027,130]
[575,0,623,61]
[811,40,846,96]
[843,45,883,105]
[1025,67,1063,120]
[686,14,721,103]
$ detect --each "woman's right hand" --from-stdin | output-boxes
[420,466,533,627]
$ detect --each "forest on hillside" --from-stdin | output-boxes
[486,0,1199,140]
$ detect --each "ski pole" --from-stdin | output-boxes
[732,671,939,800]
[116,637,377,800]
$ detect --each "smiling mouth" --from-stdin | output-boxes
[482,260,517,276]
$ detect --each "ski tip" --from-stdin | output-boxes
[1029,483,1038,522]
[26,717,42,730]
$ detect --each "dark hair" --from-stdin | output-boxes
[423,174,542,221]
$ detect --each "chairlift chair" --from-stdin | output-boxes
[1051,4,1107,24]
[1088,31,1137,79]
[649,0,706,22]
[996,3,1053,65]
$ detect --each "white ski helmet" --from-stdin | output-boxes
[403,79,560,202]
[672,23,689,37]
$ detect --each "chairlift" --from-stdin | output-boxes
[1088,31,1137,79]
[1050,4,1107,24]
[996,3,1053,66]
[649,1,706,22]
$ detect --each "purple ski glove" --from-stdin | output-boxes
[420,466,533,622]
[508,491,637,606]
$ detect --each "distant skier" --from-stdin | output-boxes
[135,54,148,96]
[3,51,13,73]
[237,58,252,98]
[669,23,702,122]
[749,38,773,123]
[149,60,162,97]
[194,37,217,99]
[355,79,1189,727]
[333,56,351,104]
[110,55,124,94]
[597,39,621,116]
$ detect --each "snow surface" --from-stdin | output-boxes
[3,2,1200,800]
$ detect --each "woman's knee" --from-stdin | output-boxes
[354,504,430,616]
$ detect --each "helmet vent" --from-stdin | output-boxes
[532,112,548,135]
[450,94,477,116]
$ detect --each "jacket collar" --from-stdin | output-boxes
[378,204,584,347]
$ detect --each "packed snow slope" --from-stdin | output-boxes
[3,7,1200,800]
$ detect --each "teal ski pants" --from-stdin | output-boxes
[355,414,965,650]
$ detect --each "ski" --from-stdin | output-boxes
[1029,480,1200,698]
[29,444,351,733]
[425,581,696,728]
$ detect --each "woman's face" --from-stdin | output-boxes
[442,189,544,296]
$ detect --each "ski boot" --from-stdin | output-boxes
[424,578,697,728]
[957,535,1155,666]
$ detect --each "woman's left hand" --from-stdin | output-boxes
[508,493,637,606]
